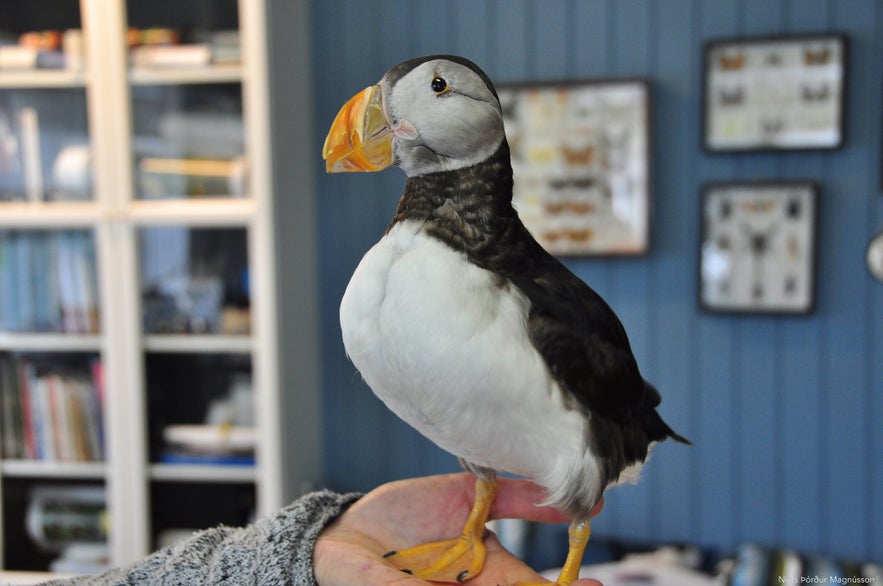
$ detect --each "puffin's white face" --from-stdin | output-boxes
[323,57,505,177]
[381,59,504,175]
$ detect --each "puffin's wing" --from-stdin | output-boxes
[513,262,691,452]
[507,258,657,419]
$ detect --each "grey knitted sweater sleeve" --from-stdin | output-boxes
[41,490,362,586]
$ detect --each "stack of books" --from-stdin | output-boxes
[0,230,100,334]
[0,356,105,462]
[0,29,84,71]
[128,28,241,69]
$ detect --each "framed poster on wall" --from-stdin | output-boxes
[703,34,847,152]
[699,181,818,315]
[498,79,651,256]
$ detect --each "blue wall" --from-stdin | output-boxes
[310,0,882,562]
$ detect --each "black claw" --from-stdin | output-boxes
[401,569,413,575]
[383,551,397,558]
[456,570,469,582]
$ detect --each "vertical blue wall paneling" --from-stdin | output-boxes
[819,0,876,556]
[693,0,740,549]
[776,0,831,554]
[728,0,786,551]
[310,0,883,563]
[869,2,883,560]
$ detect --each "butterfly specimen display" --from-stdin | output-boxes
[498,80,650,255]
[703,35,846,151]
[699,182,818,314]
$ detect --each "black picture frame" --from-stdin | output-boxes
[497,79,651,256]
[698,181,819,315]
[702,33,847,152]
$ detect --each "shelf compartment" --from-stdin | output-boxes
[0,352,105,464]
[0,87,93,204]
[131,82,245,201]
[140,226,250,336]
[2,476,107,573]
[149,480,254,551]
[145,353,253,465]
[0,229,100,335]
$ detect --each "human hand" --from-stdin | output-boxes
[313,473,603,586]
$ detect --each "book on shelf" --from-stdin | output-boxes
[160,452,255,466]
[0,29,84,71]
[138,156,247,199]
[129,44,213,68]
[0,230,100,334]
[18,106,44,202]
[208,30,241,65]
[0,355,105,462]
[127,29,241,69]
[0,46,66,70]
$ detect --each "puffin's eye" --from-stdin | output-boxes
[431,76,449,94]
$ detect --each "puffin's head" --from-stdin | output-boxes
[323,55,504,177]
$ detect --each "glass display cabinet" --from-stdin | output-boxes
[0,0,319,572]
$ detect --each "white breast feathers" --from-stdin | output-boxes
[339,221,604,507]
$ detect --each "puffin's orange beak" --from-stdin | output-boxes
[323,85,394,173]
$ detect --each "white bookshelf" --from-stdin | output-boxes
[0,0,321,572]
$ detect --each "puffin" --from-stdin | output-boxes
[323,55,689,585]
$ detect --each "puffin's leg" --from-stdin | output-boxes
[516,517,591,586]
[384,473,496,583]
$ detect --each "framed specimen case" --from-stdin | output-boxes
[498,79,650,256]
[703,34,846,152]
[699,181,818,314]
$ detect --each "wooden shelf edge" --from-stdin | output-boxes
[149,463,256,484]
[0,69,88,88]
[1,459,107,479]
[0,332,103,352]
[142,334,253,354]
[128,64,243,86]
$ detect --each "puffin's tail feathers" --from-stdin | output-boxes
[666,425,692,446]
[644,380,692,445]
